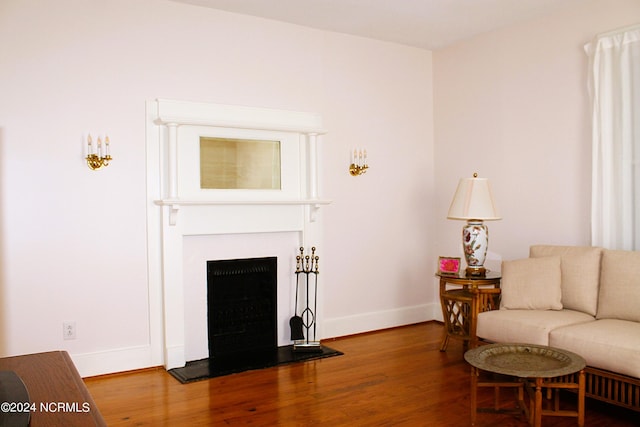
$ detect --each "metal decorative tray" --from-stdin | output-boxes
[464,343,586,378]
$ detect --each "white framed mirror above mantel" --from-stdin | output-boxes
[146,99,330,369]
[151,99,330,225]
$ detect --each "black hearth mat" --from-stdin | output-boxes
[168,345,343,384]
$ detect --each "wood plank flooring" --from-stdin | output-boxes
[85,322,638,426]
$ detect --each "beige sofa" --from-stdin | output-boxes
[476,245,640,411]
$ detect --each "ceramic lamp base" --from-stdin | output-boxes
[462,220,488,276]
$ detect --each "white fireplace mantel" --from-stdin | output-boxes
[146,99,328,369]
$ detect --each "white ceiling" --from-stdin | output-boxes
[169,0,584,49]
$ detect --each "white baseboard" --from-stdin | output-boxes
[71,345,158,378]
[322,303,439,339]
[71,304,442,377]
[164,345,186,370]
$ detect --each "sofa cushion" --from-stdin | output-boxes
[500,256,563,310]
[477,309,595,346]
[597,249,640,322]
[530,245,602,316]
[549,319,640,379]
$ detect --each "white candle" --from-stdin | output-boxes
[97,137,102,158]
[87,134,93,155]
[105,135,110,157]
[363,149,367,166]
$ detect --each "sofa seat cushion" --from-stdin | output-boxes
[549,319,640,379]
[530,245,602,316]
[477,309,595,346]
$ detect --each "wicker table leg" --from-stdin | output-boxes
[533,377,543,427]
[470,366,478,426]
[577,369,585,427]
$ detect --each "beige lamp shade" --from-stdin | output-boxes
[447,176,501,221]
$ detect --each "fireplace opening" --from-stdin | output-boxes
[207,257,278,372]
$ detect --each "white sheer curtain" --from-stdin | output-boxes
[586,25,640,250]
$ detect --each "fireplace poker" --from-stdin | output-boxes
[313,255,319,342]
[289,252,304,341]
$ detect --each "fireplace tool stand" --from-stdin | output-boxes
[292,247,322,352]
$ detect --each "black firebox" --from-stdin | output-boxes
[207,257,278,371]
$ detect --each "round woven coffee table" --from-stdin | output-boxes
[464,343,586,427]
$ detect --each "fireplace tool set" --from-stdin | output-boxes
[291,246,322,352]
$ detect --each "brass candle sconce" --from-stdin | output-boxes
[86,134,112,170]
[349,148,368,176]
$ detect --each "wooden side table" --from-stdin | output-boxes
[438,271,501,351]
[464,343,586,427]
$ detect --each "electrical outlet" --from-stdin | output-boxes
[63,322,76,340]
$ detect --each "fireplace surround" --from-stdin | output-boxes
[146,99,329,369]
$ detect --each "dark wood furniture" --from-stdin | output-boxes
[438,271,501,351]
[0,351,106,426]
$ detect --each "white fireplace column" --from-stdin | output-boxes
[146,99,329,370]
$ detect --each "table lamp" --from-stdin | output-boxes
[447,173,501,276]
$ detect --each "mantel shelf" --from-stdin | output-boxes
[155,198,331,226]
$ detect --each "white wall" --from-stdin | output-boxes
[321,32,435,336]
[3,0,631,378]
[433,0,640,284]
[0,0,434,376]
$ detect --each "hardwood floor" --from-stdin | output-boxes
[85,322,638,426]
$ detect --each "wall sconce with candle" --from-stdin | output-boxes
[86,134,112,170]
[349,149,368,176]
